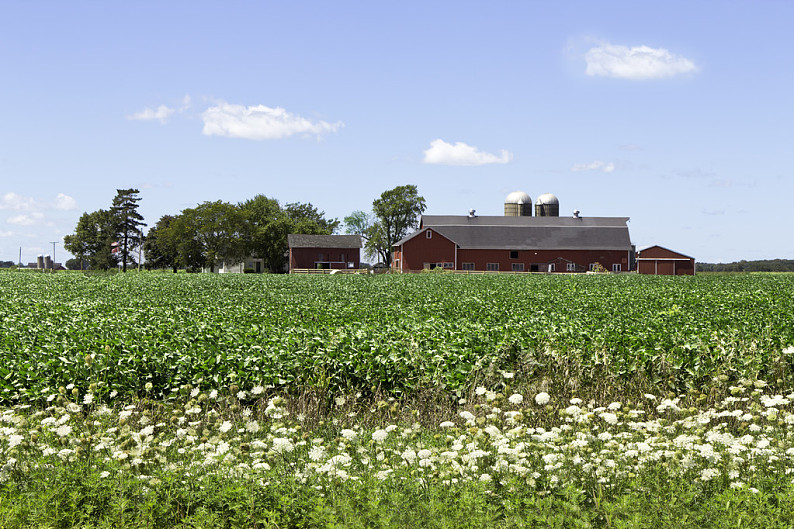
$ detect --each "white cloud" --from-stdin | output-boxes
[0,230,14,238]
[7,212,44,226]
[0,192,36,211]
[571,160,615,173]
[585,43,697,80]
[201,102,343,140]
[423,139,512,166]
[53,193,78,210]
[127,104,176,123]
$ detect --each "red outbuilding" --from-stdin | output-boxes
[392,211,634,273]
[288,234,362,272]
[636,245,695,275]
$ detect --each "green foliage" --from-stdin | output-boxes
[240,194,338,273]
[1,272,794,403]
[173,200,249,271]
[111,188,146,272]
[63,209,120,270]
[368,184,427,267]
[142,215,180,272]
[699,259,794,272]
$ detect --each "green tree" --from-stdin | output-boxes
[344,210,381,263]
[111,189,146,272]
[370,185,426,267]
[239,195,338,273]
[176,201,248,272]
[64,257,85,270]
[143,215,180,272]
[63,209,119,270]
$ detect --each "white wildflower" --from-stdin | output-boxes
[372,429,388,442]
[56,424,72,437]
[535,392,550,406]
[340,429,358,441]
[508,393,524,405]
[272,438,294,453]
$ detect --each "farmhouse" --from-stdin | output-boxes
[288,234,362,271]
[636,245,696,275]
[392,191,634,273]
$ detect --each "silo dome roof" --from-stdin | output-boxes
[505,191,532,204]
[535,193,559,205]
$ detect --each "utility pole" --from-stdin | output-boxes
[49,241,58,270]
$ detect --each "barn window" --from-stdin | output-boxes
[589,263,597,271]
[512,263,524,272]
[612,263,621,272]
[510,250,519,259]
[548,263,555,272]
[486,263,499,271]
[566,263,576,272]
[426,230,432,239]
[462,262,475,271]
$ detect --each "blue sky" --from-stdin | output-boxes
[1,1,792,265]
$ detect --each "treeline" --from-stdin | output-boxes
[62,185,426,273]
[698,259,794,272]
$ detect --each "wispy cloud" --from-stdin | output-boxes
[201,102,342,140]
[423,139,512,166]
[585,43,697,80]
[127,104,176,124]
[0,192,36,211]
[571,160,615,173]
[127,95,191,124]
[53,193,78,210]
[1,193,77,228]
[7,212,44,226]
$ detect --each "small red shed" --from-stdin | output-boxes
[636,245,695,275]
[288,234,362,271]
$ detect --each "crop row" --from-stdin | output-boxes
[1,271,793,402]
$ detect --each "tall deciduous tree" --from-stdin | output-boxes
[370,185,426,267]
[111,189,146,272]
[143,215,180,272]
[344,210,377,263]
[63,209,119,270]
[240,195,338,273]
[176,201,249,272]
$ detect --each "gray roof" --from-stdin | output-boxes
[397,215,631,250]
[288,234,362,248]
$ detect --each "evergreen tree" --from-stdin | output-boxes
[111,189,146,272]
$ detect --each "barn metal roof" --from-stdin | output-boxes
[396,215,631,250]
[287,234,362,248]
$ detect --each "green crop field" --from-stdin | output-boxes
[1,271,793,402]
[2,270,794,527]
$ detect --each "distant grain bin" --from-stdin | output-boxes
[535,193,560,217]
[37,255,44,269]
[44,255,53,270]
[504,191,532,216]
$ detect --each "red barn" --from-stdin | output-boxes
[288,234,362,271]
[392,213,633,273]
[636,245,695,275]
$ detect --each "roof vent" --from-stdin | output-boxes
[468,208,477,218]
[573,210,580,218]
